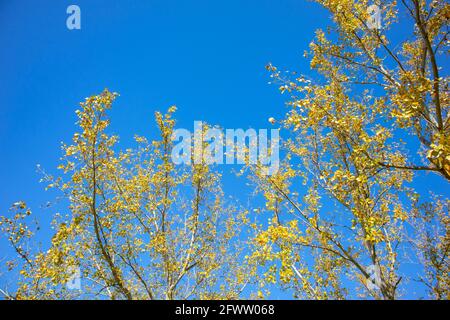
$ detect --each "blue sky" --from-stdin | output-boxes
[0,0,448,299]
[0,0,329,209]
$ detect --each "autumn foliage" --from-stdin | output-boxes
[1,0,448,299]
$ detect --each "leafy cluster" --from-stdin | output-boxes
[1,0,449,300]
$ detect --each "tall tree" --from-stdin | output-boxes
[248,0,448,299]
[0,90,250,299]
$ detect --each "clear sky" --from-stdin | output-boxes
[0,0,448,299]
[0,0,330,211]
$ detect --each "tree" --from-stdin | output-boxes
[247,0,448,299]
[0,90,250,299]
[1,0,448,301]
